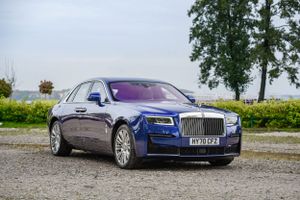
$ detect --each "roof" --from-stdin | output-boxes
[86,77,168,84]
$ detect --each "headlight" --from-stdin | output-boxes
[146,116,174,126]
[226,115,238,125]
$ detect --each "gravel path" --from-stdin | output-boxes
[1,130,300,154]
[0,129,300,199]
[0,146,299,200]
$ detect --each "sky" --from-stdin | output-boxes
[0,0,299,99]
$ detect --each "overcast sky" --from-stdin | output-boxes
[0,0,299,98]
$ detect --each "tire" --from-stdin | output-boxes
[50,121,72,156]
[209,157,234,166]
[113,125,142,169]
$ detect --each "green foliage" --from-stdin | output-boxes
[188,0,255,100]
[39,80,54,96]
[188,1,300,101]
[0,79,12,98]
[212,100,300,128]
[254,0,300,101]
[0,99,56,123]
[0,98,299,128]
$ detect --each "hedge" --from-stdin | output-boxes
[211,100,300,128]
[0,98,299,128]
[0,99,56,124]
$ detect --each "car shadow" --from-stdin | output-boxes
[68,151,236,171]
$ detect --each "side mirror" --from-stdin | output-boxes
[88,92,101,105]
[186,95,196,103]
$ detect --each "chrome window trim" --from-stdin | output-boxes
[63,79,112,104]
[90,81,111,103]
[63,81,93,103]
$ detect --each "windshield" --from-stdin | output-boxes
[109,81,190,103]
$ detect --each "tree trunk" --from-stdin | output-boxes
[258,0,271,102]
[258,62,267,102]
[235,87,240,101]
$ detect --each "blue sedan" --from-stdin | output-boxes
[47,78,241,169]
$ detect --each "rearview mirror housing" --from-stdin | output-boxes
[186,95,196,103]
[88,92,101,105]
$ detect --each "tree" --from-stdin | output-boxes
[39,80,54,98]
[188,0,255,100]
[4,58,17,89]
[0,79,12,98]
[254,0,300,102]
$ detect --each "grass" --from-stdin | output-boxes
[241,150,300,161]
[0,122,47,129]
[0,129,47,136]
[243,127,300,133]
[1,122,299,132]
[0,143,48,151]
[243,134,300,144]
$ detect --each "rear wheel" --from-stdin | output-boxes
[50,121,72,156]
[209,157,234,166]
[113,125,142,169]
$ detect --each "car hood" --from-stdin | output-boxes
[116,101,235,116]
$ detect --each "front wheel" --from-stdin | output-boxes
[113,125,142,169]
[209,157,234,166]
[50,121,72,156]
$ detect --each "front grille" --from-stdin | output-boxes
[181,117,225,136]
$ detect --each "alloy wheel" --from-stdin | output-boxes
[115,128,131,166]
[50,123,61,154]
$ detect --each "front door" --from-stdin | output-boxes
[62,81,93,149]
[80,81,110,153]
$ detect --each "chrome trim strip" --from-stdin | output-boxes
[179,112,224,119]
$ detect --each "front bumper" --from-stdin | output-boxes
[133,123,242,159]
[146,135,240,158]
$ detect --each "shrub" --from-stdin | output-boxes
[0,98,299,128]
[211,100,300,128]
[0,98,56,124]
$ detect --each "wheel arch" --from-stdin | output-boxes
[48,117,59,133]
[111,118,137,151]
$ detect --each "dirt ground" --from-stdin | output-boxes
[0,129,299,200]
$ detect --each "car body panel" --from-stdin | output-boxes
[47,77,242,160]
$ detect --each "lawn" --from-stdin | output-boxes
[243,134,300,144]
[0,122,47,129]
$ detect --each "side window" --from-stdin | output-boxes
[72,82,92,103]
[66,86,80,103]
[90,81,108,103]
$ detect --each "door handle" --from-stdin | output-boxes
[75,107,87,113]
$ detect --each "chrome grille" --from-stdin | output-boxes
[181,117,225,136]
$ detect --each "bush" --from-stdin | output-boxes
[211,100,300,128]
[0,98,299,128]
[0,99,56,124]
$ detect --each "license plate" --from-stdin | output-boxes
[189,138,219,146]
